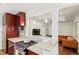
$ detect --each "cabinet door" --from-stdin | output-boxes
[6,13,15,27]
[27,50,38,55]
[16,12,26,26]
[6,13,19,38]
[8,46,14,55]
[8,40,14,55]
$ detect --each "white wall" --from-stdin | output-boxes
[51,8,58,54]
[29,19,46,36]
[48,22,52,35]
[0,15,3,49]
[29,19,52,36]
[74,14,79,37]
[74,14,79,53]
[45,22,52,35]
[25,5,58,54]
[58,21,74,36]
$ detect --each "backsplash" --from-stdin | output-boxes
[19,27,25,38]
[19,27,31,43]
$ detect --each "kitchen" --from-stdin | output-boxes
[0,3,58,55]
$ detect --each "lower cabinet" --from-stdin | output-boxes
[8,40,14,55]
[26,49,38,55]
[8,40,38,55]
[8,46,14,55]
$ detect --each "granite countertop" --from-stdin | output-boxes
[8,37,22,43]
[27,41,51,54]
[27,39,57,55]
[8,36,57,55]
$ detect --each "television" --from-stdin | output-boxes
[32,29,40,35]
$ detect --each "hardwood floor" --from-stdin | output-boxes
[0,50,8,55]
[59,42,78,55]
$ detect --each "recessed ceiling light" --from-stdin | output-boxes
[33,21,35,25]
[45,19,48,23]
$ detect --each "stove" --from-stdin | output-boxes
[14,40,37,51]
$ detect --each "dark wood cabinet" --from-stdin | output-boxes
[6,13,19,38]
[3,13,19,53]
[8,46,14,55]
[26,49,38,55]
[6,13,15,26]
[3,12,26,54]
[16,12,26,26]
[8,40,14,55]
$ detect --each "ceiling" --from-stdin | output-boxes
[57,3,79,9]
[0,3,79,22]
[0,3,38,14]
[30,11,52,23]
[0,3,55,23]
[59,4,79,22]
[0,3,55,15]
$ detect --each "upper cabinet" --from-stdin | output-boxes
[16,12,26,26]
[6,13,16,27]
[5,13,19,38]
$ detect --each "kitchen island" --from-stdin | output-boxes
[8,36,57,55]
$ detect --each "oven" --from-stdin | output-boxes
[13,40,37,55]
